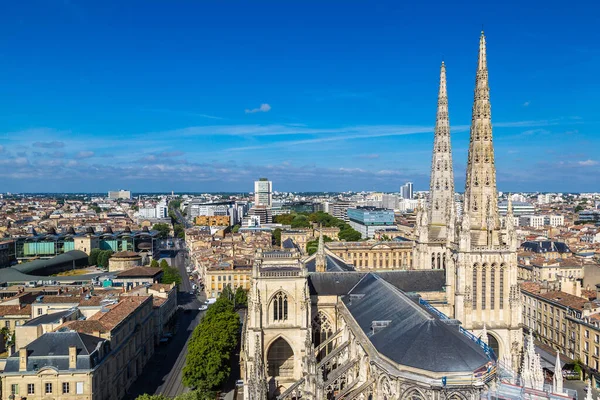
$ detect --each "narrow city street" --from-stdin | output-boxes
[125,240,205,399]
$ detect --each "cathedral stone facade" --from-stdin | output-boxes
[241,32,522,400]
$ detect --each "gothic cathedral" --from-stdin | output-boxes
[242,32,522,400]
[413,32,522,365]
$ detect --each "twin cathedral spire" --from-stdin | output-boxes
[426,31,501,247]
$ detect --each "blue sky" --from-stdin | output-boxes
[0,1,598,193]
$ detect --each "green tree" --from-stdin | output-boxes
[150,259,159,268]
[183,302,240,390]
[273,213,295,225]
[160,259,182,285]
[98,250,113,269]
[232,224,240,233]
[221,284,234,302]
[135,394,169,400]
[291,215,311,228]
[338,226,362,241]
[153,223,171,239]
[272,228,281,246]
[575,205,584,213]
[234,286,248,308]
[89,248,102,266]
[306,235,333,255]
[174,223,185,239]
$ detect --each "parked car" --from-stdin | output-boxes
[199,305,208,311]
[235,380,244,388]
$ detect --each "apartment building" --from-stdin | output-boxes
[204,262,252,299]
[2,331,110,400]
[519,215,545,228]
[544,215,565,227]
[58,296,155,400]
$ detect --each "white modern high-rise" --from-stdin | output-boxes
[400,182,413,199]
[254,178,273,207]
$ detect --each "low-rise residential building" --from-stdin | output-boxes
[113,266,163,288]
[58,296,155,399]
[518,257,585,282]
[123,283,177,343]
[194,215,230,227]
[544,215,565,227]
[521,282,594,360]
[15,308,80,349]
[2,331,110,400]
[204,262,252,299]
[519,215,545,228]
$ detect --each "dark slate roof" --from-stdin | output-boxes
[282,238,297,249]
[14,250,89,274]
[521,241,571,254]
[23,308,78,326]
[4,331,106,373]
[0,267,107,285]
[308,269,445,296]
[305,254,355,273]
[342,273,489,373]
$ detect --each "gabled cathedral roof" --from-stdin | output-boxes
[307,269,445,296]
[304,253,354,273]
[341,273,490,373]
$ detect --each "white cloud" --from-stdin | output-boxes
[245,103,271,114]
[523,101,530,107]
[578,160,598,166]
[76,151,94,159]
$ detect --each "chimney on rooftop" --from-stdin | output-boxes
[19,348,27,372]
[69,346,77,369]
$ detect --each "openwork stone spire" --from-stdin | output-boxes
[315,224,326,272]
[464,31,500,244]
[428,61,455,239]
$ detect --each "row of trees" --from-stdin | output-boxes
[89,249,114,269]
[136,390,214,400]
[150,259,182,285]
[182,288,242,392]
[273,211,362,242]
[152,223,171,239]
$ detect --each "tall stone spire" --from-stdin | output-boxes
[464,31,500,246]
[553,350,563,394]
[315,225,326,272]
[427,61,455,240]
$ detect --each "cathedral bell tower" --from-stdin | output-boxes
[243,250,312,400]
[455,32,522,366]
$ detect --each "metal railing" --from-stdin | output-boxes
[418,297,497,361]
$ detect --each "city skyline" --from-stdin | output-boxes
[1,1,598,193]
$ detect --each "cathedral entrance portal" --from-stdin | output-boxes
[267,337,294,378]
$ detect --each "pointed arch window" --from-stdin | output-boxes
[499,265,505,309]
[312,312,333,360]
[272,292,288,322]
[473,265,478,310]
[481,264,487,310]
[490,264,496,310]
